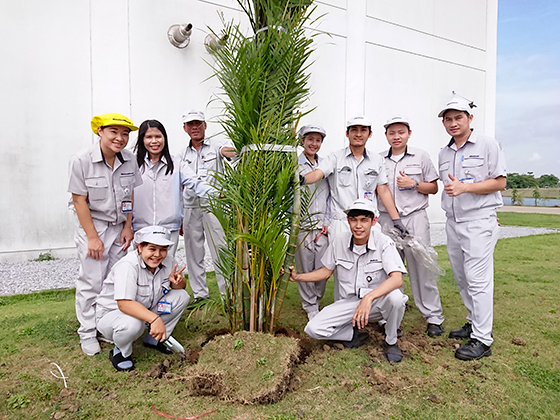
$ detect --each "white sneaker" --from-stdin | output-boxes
[307,310,319,321]
[81,337,101,356]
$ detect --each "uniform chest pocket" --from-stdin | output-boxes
[462,157,485,181]
[201,152,217,168]
[439,161,450,183]
[120,174,135,187]
[403,166,422,178]
[363,169,379,191]
[85,177,108,201]
[136,284,153,306]
[364,261,384,284]
[337,166,352,187]
[334,258,351,281]
[119,174,135,200]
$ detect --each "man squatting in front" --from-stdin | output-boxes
[290,199,408,363]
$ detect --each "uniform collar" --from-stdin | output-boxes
[144,155,169,168]
[385,146,413,158]
[447,129,476,149]
[93,141,125,165]
[92,141,104,163]
[298,152,321,165]
[189,137,209,149]
[345,146,368,159]
[348,229,376,253]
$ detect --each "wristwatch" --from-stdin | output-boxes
[413,181,419,190]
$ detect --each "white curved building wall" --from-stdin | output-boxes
[0,0,497,261]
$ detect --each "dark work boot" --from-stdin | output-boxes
[448,322,472,339]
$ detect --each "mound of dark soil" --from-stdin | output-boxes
[185,331,300,404]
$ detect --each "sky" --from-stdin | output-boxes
[497,0,560,177]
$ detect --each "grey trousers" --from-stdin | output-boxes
[74,218,125,341]
[183,207,226,298]
[96,289,189,357]
[379,211,444,325]
[328,219,351,302]
[446,215,498,346]
[294,228,329,314]
[304,289,408,345]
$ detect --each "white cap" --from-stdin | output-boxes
[438,96,476,118]
[384,116,411,130]
[344,199,379,217]
[298,124,327,139]
[346,116,372,128]
[134,226,173,246]
[182,109,206,123]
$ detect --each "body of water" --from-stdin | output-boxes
[502,197,560,207]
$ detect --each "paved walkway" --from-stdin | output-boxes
[498,205,560,215]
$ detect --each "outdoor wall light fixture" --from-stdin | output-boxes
[204,33,226,54]
[167,23,192,48]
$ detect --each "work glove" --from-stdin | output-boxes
[392,218,409,238]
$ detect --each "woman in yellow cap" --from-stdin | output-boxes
[68,113,143,356]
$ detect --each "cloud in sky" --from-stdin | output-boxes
[528,152,542,162]
[496,2,560,177]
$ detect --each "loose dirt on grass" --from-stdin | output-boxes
[361,322,459,396]
[172,330,301,404]
[152,322,463,404]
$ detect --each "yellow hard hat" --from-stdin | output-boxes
[90,113,138,135]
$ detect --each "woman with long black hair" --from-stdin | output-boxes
[133,120,211,257]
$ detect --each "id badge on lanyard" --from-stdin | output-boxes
[121,200,133,212]
[460,170,474,184]
[157,284,172,314]
[121,186,133,213]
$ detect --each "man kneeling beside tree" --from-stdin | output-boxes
[289,199,408,362]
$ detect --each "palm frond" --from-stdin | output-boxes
[208,0,316,332]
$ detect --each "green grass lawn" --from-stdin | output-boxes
[497,212,560,229]
[502,187,560,199]
[1,229,559,419]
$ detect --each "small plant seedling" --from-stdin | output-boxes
[233,338,244,350]
[256,357,266,366]
[7,394,29,409]
[31,251,56,262]
[261,370,274,381]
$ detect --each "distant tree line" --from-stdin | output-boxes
[506,172,559,189]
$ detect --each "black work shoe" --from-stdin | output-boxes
[143,341,173,354]
[341,327,370,349]
[455,339,492,361]
[383,341,403,363]
[426,323,444,337]
[448,322,472,339]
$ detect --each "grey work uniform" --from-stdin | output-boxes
[304,228,408,346]
[378,146,444,325]
[318,147,388,301]
[68,142,142,342]
[96,251,189,358]
[295,152,331,316]
[133,156,213,257]
[438,130,506,346]
[177,136,233,298]
[318,147,388,236]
